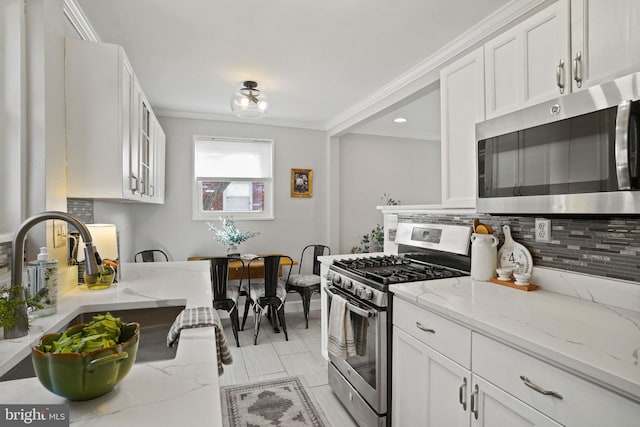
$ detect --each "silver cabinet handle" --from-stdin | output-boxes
[415,322,435,333]
[130,175,138,192]
[572,51,582,88]
[556,59,565,94]
[470,384,479,420]
[519,375,563,400]
[459,377,467,410]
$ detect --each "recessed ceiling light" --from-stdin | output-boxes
[393,117,407,123]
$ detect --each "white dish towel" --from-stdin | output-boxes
[327,294,357,358]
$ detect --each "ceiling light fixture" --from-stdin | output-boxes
[393,117,408,123]
[230,80,269,119]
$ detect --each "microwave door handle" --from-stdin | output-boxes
[615,100,632,190]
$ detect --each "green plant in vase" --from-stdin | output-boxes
[208,216,259,255]
[351,224,385,254]
[0,284,43,331]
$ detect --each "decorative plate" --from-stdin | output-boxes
[497,225,533,274]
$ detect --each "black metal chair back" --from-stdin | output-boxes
[210,257,230,300]
[248,255,293,305]
[209,256,244,347]
[298,244,331,275]
[134,249,169,262]
[242,255,294,344]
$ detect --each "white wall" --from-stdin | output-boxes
[338,133,441,253]
[119,116,329,268]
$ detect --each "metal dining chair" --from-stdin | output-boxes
[209,257,244,347]
[240,255,293,345]
[134,249,169,262]
[283,245,330,328]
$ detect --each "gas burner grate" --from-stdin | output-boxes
[333,255,467,285]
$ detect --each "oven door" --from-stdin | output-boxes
[325,285,387,415]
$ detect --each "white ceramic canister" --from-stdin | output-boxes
[470,233,499,281]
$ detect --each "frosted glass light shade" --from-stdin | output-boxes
[230,81,268,119]
[77,224,118,261]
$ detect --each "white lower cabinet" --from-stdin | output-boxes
[392,297,640,427]
[472,332,640,427]
[392,327,470,427]
[392,297,471,426]
[470,375,561,427]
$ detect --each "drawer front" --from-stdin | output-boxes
[473,333,640,427]
[393,297,471,368]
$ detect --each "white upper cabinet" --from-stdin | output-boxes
[484,0,570,119]
[570,0,640,90]
[440,47,485,208]
[485,0,640,119]
[65,38,165,204]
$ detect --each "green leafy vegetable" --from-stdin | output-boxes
[45,312,123,354]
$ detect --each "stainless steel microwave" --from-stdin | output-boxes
[476,72,640,214]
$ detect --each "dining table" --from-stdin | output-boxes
[187,254,298,281]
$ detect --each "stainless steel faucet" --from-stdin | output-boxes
[5,211,103,339]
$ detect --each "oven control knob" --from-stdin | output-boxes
[332,275,342,285]
[344,280,353,290]
[356,286,366,297]
[326,271,334,282]
[362,289,374,300]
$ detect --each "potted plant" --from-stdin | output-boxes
[208,217,259,255]
[351,224,385,254]
[0,284,42,338]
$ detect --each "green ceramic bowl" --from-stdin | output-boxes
[31,322,140,401]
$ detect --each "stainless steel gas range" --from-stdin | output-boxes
[325,223,472,427]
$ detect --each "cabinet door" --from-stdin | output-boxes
[521,1,570,103]
[392,327,470,427]
[121,55,136,199]
[440,47,485,208]
[484,30,522,119]
[129,78,143,200]
[484,1,570,119]
[571,0,640,90]
[151,115,166,204]
[138,99,152,199]
[471,376,562,427]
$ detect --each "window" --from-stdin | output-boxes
[193,136,274,220]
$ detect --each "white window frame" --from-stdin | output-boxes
[192,135,274,220]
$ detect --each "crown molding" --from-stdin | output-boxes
[325,0,549,134]
[350,130,441,142]
[154,108,326,131]
[63,0,100,41]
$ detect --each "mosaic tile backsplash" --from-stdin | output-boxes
[67,198,94,225]
[396,213,640,283]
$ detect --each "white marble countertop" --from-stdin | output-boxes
[0,261,222,426]
[391,276,640,402]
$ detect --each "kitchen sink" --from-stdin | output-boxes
[0,305,185,382]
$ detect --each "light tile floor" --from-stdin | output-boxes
[219,309,359,427]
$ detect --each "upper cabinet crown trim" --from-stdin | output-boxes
[63,0,100,42]
[326,0,548,135]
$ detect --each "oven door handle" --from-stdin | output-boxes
[325,287,376,318]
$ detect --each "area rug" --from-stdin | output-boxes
[220,376,329,426]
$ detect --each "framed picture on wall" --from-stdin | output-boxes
[291,168,313,198]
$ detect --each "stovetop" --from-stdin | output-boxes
[331,255,468,287]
